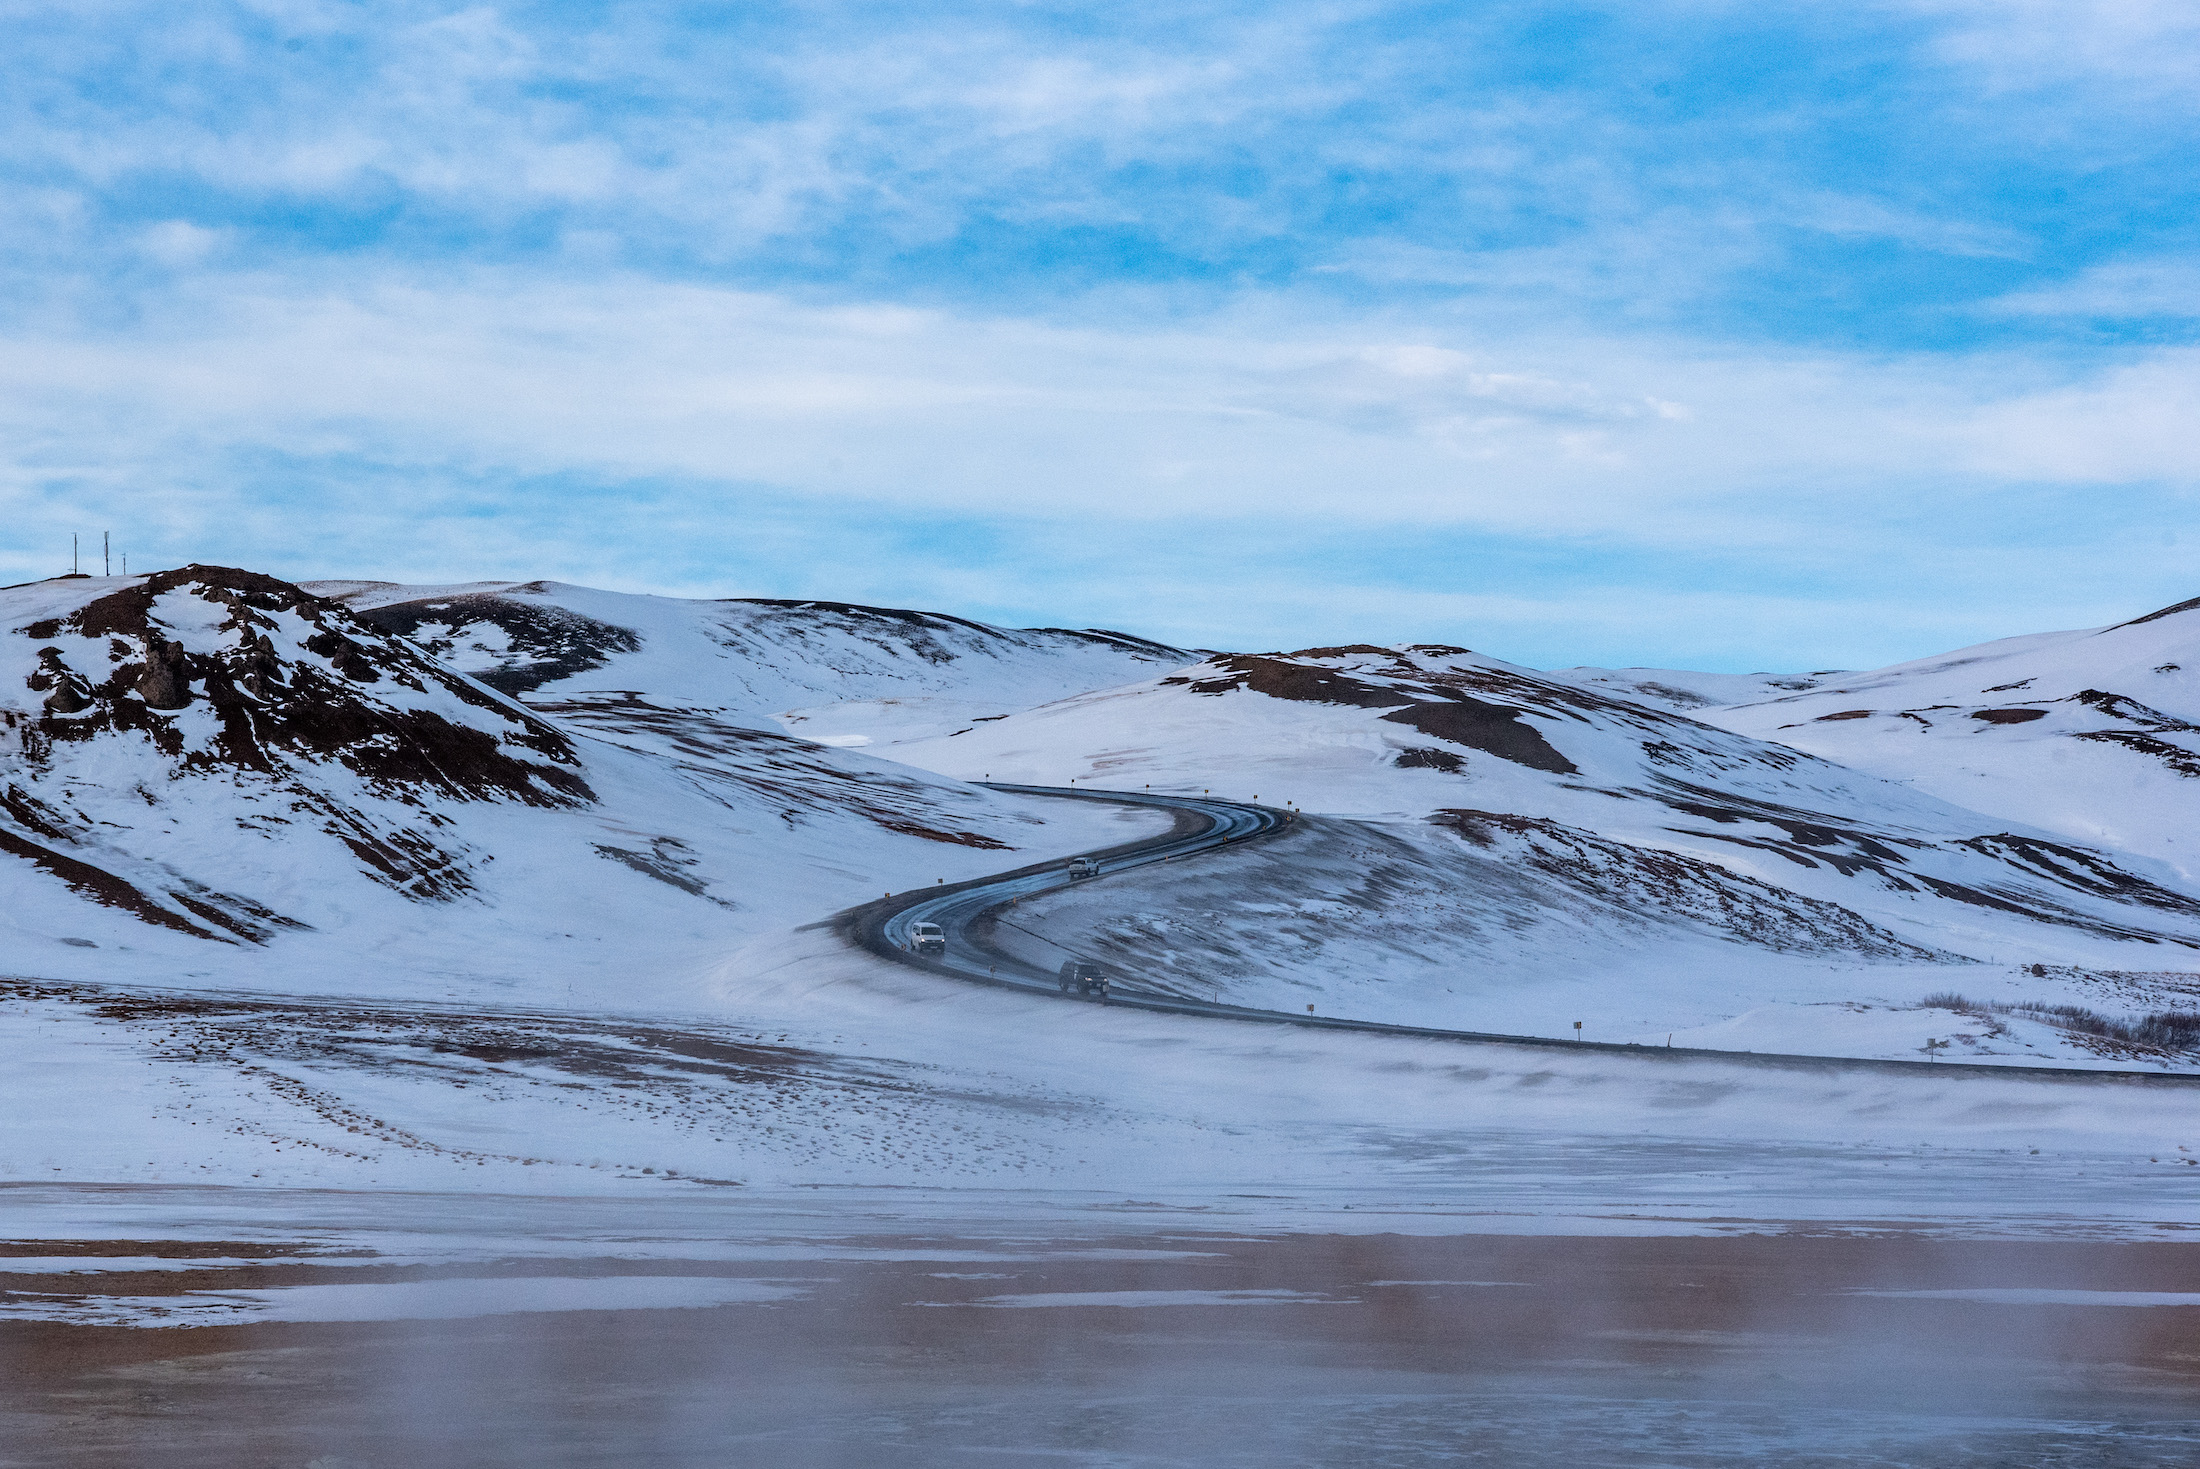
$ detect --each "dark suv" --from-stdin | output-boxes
[1057,961,1110,999]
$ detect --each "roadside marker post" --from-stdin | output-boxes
[1574,1021,1583,1041]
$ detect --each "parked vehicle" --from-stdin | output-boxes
[1058,960,1110,999]
[1066,856,1100,880]
[907,921,947,956]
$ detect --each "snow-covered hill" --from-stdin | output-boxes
[1698,598,2200,878]
[1544,664,1844,713]
[15,566,2200,1073]
[13,566,2200,1216]
[885,640,2200,1061]
[0,568,1163,999]
[308,579,1193,746]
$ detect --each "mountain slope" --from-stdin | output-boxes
[18,569,2200,1069]
[1701,598,2200,877]
[884,640,2200,1057]
[1544,665,1844,713]
[0,568,1164,999]
[309,579,1194,746]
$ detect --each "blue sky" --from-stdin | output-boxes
[3,0,2198,669]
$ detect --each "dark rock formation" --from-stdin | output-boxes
[136,634,191,708]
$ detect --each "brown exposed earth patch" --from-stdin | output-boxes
[1180,655,1581,774]
[867,819,1012,849]
[594,843,716,897]
[2073,688,2198,729]
[1286,644,1395,659]
[1381,701,1578,775]
[2075,730,2200,777]
[20,565,594,810]
[1187,655,1421,708]
[1957,834,2200,916]
[1638,781,2200,945]
[0,830,223,939]
[355,593,644,696]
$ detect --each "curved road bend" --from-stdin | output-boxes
[838,782,2200,1088]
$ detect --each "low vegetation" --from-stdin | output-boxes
[1919,991,2200,1053]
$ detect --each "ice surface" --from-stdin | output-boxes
[955,1289,1349,1307]
[0,1275,806,1327]
[1850,1289,2200,1307]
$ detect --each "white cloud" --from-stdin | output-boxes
[1955,349,2200,482]
[1903,0,2200,97]
[1986,258,2200,320]
[0,265,2189,537]
[1781,190,2032,260]
[2,2,2194,667]
[137,219,225,266]
[4,262,2192,668]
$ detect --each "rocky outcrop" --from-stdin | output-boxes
[3,566,605,927]
[30,649,93,714]
[136,634,191,708]
[14,565,595,810]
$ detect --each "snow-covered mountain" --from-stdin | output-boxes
[1544,664,1845,713]
[17,564,2200,1222]
[1697,598,2200,876]
[0,567,1165,999]
[13,565,2200,1070]
[883,639,2200,1060]
[892,641,2200,952]
[308,579,1192,746]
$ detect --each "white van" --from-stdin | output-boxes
[907,922,946,956]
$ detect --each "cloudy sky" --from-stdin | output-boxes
[3,1,2197,669]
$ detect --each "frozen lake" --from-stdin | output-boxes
[5,1184,2200,1466]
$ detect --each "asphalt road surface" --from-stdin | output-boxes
[841,783,2200,1086]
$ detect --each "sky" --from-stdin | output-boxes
[3,0,2198,670]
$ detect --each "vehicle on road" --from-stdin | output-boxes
[1058,960,1110,999]
[906,921,946,956]
[1066,856,1100,880]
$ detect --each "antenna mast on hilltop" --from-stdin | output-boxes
[104,532,110,577]
[71,534,77,575]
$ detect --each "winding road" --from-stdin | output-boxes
[841,783,2200,1085]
